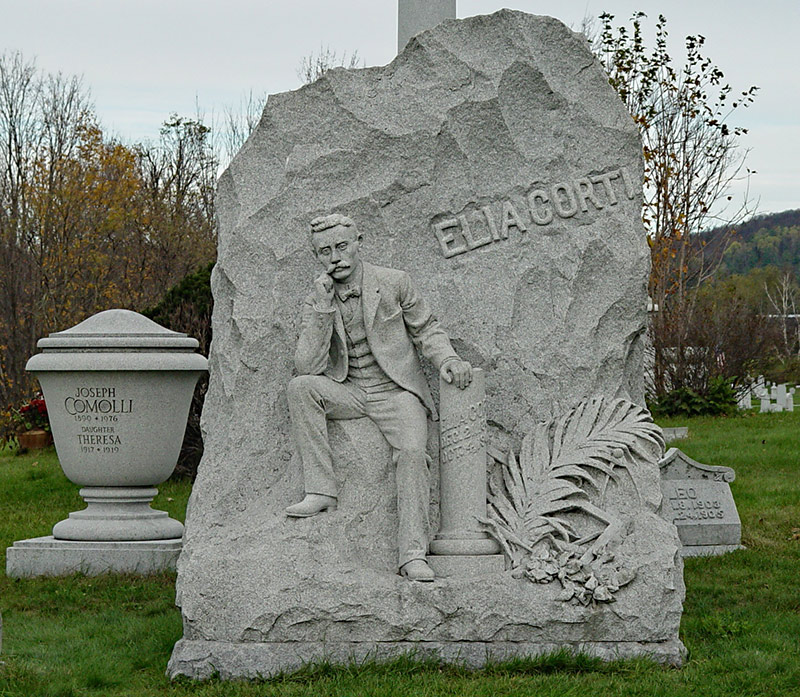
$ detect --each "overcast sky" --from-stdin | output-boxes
[1,1,797,216]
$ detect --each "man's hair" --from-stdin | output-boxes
[309,214,356,234]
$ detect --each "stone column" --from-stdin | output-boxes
[430,368,500,556]
[398,0,456,52]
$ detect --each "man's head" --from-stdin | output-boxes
[309,214,363,283]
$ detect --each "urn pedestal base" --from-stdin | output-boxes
[5,536,182,577]
[52,486,184,541]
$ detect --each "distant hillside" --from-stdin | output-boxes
[706,209,800,243]
[699,209,800,278]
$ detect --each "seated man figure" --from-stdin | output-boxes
[286,213,472,581]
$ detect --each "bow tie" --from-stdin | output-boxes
[336,286,361,301]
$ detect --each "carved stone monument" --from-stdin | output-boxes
[168,11,685,678]
[7,310,206,578]
[659,448,743,556]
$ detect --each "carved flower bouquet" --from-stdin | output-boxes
[481,397,663,605]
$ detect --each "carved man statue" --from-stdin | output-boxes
[286,214,472,581]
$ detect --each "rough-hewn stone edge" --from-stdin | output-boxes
[167,637,687,679]
[681,544,745,558]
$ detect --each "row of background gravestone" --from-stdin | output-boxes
[738,378,798,412]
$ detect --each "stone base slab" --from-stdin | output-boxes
[681,544,745,558]
[427,554,505,578]
[168,638,686,680]
[6,536,182,577]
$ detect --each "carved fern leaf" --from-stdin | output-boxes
[485,397,663,557]
[551,398,664,485]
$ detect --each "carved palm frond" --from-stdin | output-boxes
[484,397,663,559]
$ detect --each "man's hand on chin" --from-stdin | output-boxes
[313,271,335,310]
[440,359,473,389]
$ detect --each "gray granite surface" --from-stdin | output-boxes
[170,10,683,678]
[6,537,182,577]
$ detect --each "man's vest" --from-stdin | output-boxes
[336,288,401,395]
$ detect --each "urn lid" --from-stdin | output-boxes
[36,309,200,351]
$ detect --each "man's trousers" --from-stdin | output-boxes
[287,374,429,568]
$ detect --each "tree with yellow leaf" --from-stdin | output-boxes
[595,13,758,402]
[0,52,216,437]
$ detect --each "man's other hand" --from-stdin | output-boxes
[440,359,473,389]
[314,272,335,309]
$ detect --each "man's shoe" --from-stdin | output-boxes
[400,559,435,582]
[285,494,337,518]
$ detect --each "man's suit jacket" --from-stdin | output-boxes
[294,262,458,418]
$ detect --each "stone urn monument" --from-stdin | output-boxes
[6,309,207,577]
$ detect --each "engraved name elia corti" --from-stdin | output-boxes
[431,167,637,258]
[285,214,473,582]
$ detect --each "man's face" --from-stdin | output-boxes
[312,225,363,283]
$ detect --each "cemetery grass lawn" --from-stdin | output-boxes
[0,409,798,696]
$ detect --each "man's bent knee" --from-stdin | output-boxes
[287,374,328,403]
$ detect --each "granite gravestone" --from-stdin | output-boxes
[7,311,205,578]
[168,11,684,678]
[659,448,743,556]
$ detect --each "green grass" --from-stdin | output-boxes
[1,410,799,696]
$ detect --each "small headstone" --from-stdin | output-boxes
[736,389,752,410]
[659,448,743,556]
[662,426,688,441]
[776,383,787,408]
